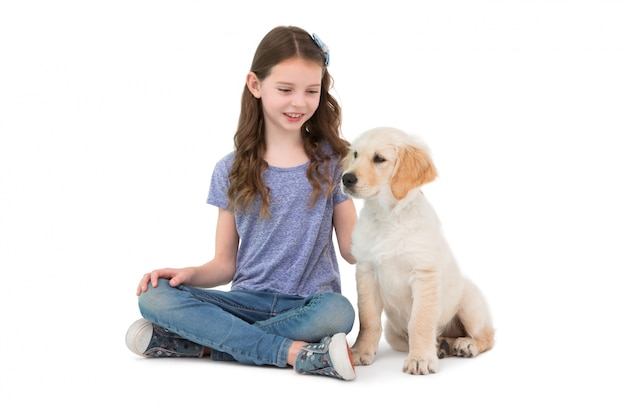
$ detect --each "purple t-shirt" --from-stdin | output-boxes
[206,150,349,296]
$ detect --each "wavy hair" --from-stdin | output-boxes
[227,26,349,218]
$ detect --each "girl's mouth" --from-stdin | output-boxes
[284,112,304,121]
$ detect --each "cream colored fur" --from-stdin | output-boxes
[341,127,495,375]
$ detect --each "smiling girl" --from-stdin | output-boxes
[125,26,357,381]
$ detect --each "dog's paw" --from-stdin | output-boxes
[350,347,377,366]
[451,337,477,358]
[403,354,438,375]
[437,337,477,358]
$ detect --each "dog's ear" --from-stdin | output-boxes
[390,145,438,200]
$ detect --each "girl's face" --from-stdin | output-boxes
[247,57,323,136]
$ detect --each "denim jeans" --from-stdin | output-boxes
[137,279,355,367]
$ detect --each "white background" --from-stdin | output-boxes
[1,0,625,415]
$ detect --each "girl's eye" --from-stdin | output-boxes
[373,155,386,163]
[278,88,291,93]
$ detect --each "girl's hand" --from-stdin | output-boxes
[136,267,193,296]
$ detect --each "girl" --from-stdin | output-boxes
[125,26,358,381]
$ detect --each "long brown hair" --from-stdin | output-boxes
[227,26,349,218]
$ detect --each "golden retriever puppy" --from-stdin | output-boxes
[341,127,495,375]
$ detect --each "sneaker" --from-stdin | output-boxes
[125,318,204,358]
[294,333,356,380]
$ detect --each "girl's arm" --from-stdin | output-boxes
[137,208,239,294]
[333,198,357,265]
[185,207,239,287]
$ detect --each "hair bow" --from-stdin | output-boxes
[311,33,330,66]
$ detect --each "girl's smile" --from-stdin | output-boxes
[284,112,305,122]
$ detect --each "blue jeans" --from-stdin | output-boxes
[137,279,355,367]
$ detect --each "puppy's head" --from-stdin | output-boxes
[341,127,438,201]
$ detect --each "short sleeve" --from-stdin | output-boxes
[332,155,349,206]
[206,152,234,209]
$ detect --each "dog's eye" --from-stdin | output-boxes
[373,155,386,163]
[353,151,358,159]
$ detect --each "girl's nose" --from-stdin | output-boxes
[291,93,305,107]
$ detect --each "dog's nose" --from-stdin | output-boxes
[342,172,357,187]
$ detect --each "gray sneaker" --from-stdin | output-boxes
[125,318,204,358]
[294,333,356,380]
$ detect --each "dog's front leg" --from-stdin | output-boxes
[350,264,383,366]
[404,270,440,375]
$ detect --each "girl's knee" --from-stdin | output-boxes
[335,295,356,332]
[313,292,355,334]
[330,293,355,322]
[137,279,175,315]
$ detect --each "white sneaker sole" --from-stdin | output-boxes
[125,318,154,357]
[329,333,356,381]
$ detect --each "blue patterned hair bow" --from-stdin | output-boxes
[311,33,330,66]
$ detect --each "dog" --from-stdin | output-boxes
[341,127,495,375]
